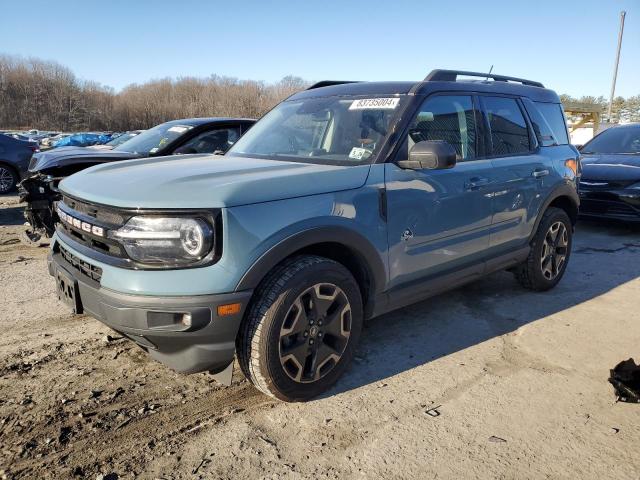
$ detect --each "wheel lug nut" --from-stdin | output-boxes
[303,331,308,337]
[309,339,314,345]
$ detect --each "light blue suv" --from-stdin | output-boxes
[48,70,580,402]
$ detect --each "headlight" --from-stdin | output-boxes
[628,182,640,190]
[110,216,213,265]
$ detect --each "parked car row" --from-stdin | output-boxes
[7,69,640,402]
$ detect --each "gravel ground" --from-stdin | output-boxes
[1,193,639,479]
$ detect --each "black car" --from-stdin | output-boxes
[0,134,40,193]
[19,117,255,242]
[579,123,640,222]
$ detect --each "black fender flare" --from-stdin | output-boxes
[528,182,579,242]
[235,226,387,297]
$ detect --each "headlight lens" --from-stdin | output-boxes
[111,216,213,265]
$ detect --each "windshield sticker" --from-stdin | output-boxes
[349,147,372,160]
[349,98,400,110]
[167,126,190,133]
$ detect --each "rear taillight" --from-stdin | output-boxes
[29,145,39,153]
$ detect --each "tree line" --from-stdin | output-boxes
[1,54,639,132]
[0,55,308,132]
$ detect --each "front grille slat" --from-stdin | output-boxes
[59,244,103,282]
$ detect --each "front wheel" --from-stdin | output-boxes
[514,207,573,291]
[0,166,17,194]
[237,255,363,402]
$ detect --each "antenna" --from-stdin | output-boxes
[485,65,494,81]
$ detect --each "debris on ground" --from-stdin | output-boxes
[609,358,640,403]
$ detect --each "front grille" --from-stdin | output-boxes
[62,195,127,225]
[580,199,639,217]
[58,196,128,258]
[59,243,103,282]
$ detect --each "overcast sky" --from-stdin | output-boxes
[1,0,638,98]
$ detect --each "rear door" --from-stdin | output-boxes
[385,94,495,289]
[479,95,546,251]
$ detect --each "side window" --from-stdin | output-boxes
[535,102,569,145]
[482,96,531,155]
[522,98,557,147]
[174,127,240,154]
[408,95,477,160]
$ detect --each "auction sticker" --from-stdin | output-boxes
[349,147,372,160]
[349,98,400,110]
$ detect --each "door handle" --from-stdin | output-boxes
[532,169,550,178]
[465,176,491,190]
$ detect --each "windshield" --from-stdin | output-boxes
[227,95,406,165]
[115,123,193,155]
[582,126,640,154]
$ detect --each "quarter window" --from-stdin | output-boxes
[535,102,569,145]
[408,95,477,160]
[483,97,531,155]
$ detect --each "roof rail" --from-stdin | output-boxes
[425,69,544,88]
[306,80,360,90]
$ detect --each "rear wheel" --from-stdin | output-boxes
[514,207,572,291]
[0,166,17,193]
[237,255,363,402]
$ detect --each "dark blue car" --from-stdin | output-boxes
[579,123,640,222]
[0,134,39,193]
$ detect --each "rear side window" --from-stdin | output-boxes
[482,96,530,155]
[535,102,569,145]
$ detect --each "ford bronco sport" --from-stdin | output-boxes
[48,70,580,402]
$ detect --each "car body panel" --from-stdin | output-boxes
[60,155,372,208]
[580,153,640,221]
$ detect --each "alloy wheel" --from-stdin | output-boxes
[278,283,352,383]
[540,221,568,280]
[0,167,14,193]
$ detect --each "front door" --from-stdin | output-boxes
[385,94,494,290]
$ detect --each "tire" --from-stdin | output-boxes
[237,255,363,402]
[0,165,18,194]
[514,207,572,291]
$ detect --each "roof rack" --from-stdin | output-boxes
[306,80,360,90]
[425,69,544,88]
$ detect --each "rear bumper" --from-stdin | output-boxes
[48,248,252,374]
[578,190,640,222]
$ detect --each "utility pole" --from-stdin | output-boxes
[607,11,626,122]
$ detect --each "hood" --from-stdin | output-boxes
[29,146,142,172]
[60,154,371,208]
[581,153,640,182]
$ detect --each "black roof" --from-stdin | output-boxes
[290,70,560,103]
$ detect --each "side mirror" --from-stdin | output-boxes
[397,140,457,170]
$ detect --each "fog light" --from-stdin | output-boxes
[181,313,192,327]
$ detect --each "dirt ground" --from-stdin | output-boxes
[1,193,639,480]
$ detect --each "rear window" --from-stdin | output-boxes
[535,102,569,145]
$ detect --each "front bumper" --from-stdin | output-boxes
[48,245,252,374]
[579,189,640,222]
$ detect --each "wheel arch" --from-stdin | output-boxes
[235,227,387,318]
[529,183,579,242]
